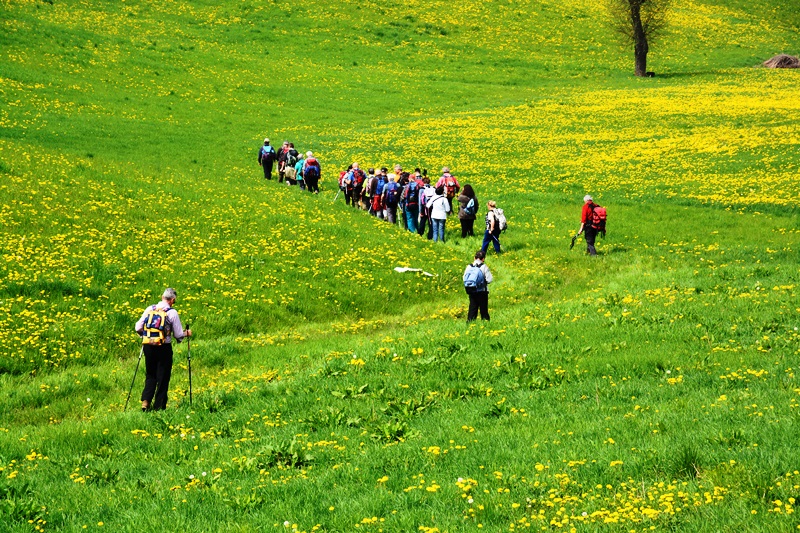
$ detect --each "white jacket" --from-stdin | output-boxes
[426,194,450,220]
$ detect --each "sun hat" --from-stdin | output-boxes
[264,138,270,143]
[584,194,593,202]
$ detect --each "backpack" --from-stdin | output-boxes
[353,169,366,188]
[405,182,419,206]
[339,171,349,190]
[141,305,170,345]
[286,151,298,167]
[375,177,387,196]
[591,205,607,234]
[464,198,477,216]
[493,208,508,232]
[385,182,399,206]
[463,263,486,294]
[260,146,275,163]
[420,186,435,216]
[305,162,319,180]
[444,176,457,198]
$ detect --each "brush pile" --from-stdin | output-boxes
[763,54,800,68]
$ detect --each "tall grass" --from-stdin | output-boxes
[1,0,799,531]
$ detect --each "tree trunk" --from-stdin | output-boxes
[629,1,649,76]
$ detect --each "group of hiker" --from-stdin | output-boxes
[334,163,509,254]
[132,192,607,411]
[257,138,510,254]
[256,138,609,258]
[257,138,322,193]
[129,141,609,413]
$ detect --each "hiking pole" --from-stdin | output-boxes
[186,323,193,406]
[491,233,503,253]
[570,234,579,250]
[124,346,144,411]
[332,188,341,203]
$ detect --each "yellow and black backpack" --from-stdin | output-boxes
[141,305,171,345]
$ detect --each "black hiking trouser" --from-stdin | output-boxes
[460,218,475,238]
[418,215,433,239]
[262,161,274,180]
[306,175,319,193]
[584,227,598,256]
[141,343,174,410]
[467,291,490,321]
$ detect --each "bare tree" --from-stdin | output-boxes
[608,0,671,77]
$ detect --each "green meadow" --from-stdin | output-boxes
[1,0,799,531]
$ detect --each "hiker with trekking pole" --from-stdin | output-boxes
[573,194,606,256]
[480,201,506,255]
[130,288,192,412]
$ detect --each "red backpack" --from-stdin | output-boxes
[445,176,457,198]
[591,206,607,234]
[353,169,366,187]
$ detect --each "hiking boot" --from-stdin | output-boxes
[141,400,150,412]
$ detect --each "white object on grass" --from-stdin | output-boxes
[393,267,434,277]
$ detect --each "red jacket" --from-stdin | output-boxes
[581,202,597,225]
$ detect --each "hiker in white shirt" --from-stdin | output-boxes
[426,185,450,243]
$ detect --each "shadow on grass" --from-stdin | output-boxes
[600,244,630,255]
[652,70,723,79]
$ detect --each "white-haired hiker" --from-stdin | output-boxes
[303,151,321,194]
[577,194,599,256]
[134,288,192,411]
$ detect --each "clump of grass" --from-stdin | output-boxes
[672,444,703,479]
[259,438,314,469]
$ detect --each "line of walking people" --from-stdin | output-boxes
[258,138,323,193]
[338,163,507,254]
[257,137,507,255]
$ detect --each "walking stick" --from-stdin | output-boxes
[491,233,503,253]
[124,346,144,411]
[186,324,193,406]
[332,188,341,203]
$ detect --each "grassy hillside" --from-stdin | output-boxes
[1,0,799,531]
